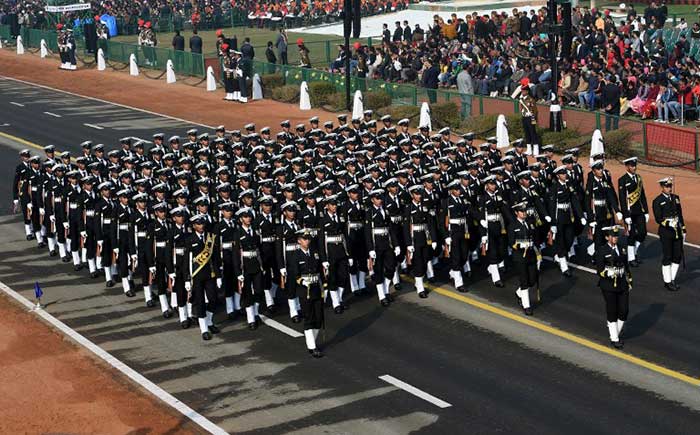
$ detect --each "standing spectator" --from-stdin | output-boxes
[189,28,202,54]
[172,29,185,71]
[275,28,288,65]
[456,62,474,118]
[601,75,621,131]
[382,23,391,44]
[403,20,412,42]
[393,21,402,42]
[298,39,311,68]
[421,58,439,104]
[265,41,277,64]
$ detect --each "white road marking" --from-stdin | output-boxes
[0,280,230,435]
[43,111,61,118]
[259,314,303,338]
[84,123,104,130]
[542,256,597,274]
[647,233,700,249]
[0,123,9,127]
[9,101,24,107]
[379,375,452,409]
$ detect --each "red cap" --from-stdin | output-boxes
[216,29,223,36]
[145,21,152,28]
[221,43,229,51]
[520,78,530,87]
[297,38,304,46]
[56,23,63,30]
[94,15,101,21]
[137,19,145,26]
[353,41,361,50]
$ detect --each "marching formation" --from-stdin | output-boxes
[11,114,687,353]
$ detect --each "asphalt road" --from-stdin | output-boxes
[1,77,700,434]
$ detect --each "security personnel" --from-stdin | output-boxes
[547,166,585,276]
[288,229,325,358]
[508,202,541,316]
[384,178,406,291]
[254,196,279,314]
[45,164,68,259]
[318,195,351,313]
[276,201,302,323]
[478,176,508,287]
[26,156,46,248]
[150,202,174,318]
[183,213,221,340]
[80,176,99,278]
[595,225,631,349]
[342,184,368,295]
[65,171,84,270]
[365,189,398,306]
[233,207,265,329]
[585,160,622,257]
[404,185,436,298]
[652,177,686,291]
[130,193,156,307]
[13,149,33,240]
[441,179,472,292]
[94,181,116,286]
[216,201,240,320]
[519,85,540,155]
[618,157,649,267]
[112,188,135,296]
[167,206,192,328]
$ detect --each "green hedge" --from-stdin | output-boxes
[271,85,300,103]
[376,105,421,127]
[308,81,337,107]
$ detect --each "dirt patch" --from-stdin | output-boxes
[0,292,205,435]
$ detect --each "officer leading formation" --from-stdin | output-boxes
[11,114,687,355]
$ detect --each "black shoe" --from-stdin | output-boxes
[341,302,349,310]
[106,280,114,288]
[27,234,35,241]
[464,271,472,279]
[62,256,71,263]
[629,260,640,267]
[209,324,220,334]
[394,283,402,291]
[418,291,427,298]
[563,270,572,277]
[163,309,173,319]
[248,322,258,330]
[611,340,624,349]
[665,282,679,291]
[49,250,57,257]
[387,293,395,302]
[90,271,99,278]
[38,242,46,249]
[292,315,301,323]
[128,280,135,289]
[202,331,212,341]
[125,290,135,297]
[334,306,343,314]
[146,299,155,308]
[523,307,534,316]
[73,264,83,271]
[457,286,468,293]
[228,312,237,321]
[498,267,506,275]
[265,305,276,316]
[381,298,390,307]
[494,280,504,288]
[671,281,680,291]
[181,319,191,329]
[310,348,324,358]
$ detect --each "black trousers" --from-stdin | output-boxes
[302,290,324,329]
[522,116,539,146]
[601,289,629,322]
[260,243,277,289]
[660,230,683,265]
[409,245,429,277]
[326,255,349,290]
[154,261,168,295]
[554,223,575,257]
[514,256,538,288]
[174,274,187,307]
[348,231,368,274]
[222,256,237,297]
[241,271,264,308]
[486,232,506,265]
[449,235,470,271]
[628,214,647,244]
[85,228,97,259]
[373,247,396,281]
[191,275,217,318]
[98,236,113,267]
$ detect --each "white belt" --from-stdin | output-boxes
[449,218,466,225]
[593,199,607,207]
[557,203,571,210]
[242,250,258,258]
[261,236,276,243]
[69,203,78,209]
[605,266,625,277]
[118,224,129,230]
[175,248,185,255]
[305,228,318,236]
[54,198,62,203]
[137,231,147,237]
[372,228,389,235]
[411,224,426,232]
[102,218,112,224]
[301,274,320,284]
[326,235,344,243]
[222,242,233,250]
[348,222,363,229]
[156,241,167,248]
[391,216,403,223]
[515,240,533,248]
[31,186,38,191]
[285,243,299,251]
[665,217,679,227]
[486,214,502,222]
[85,210,95,217]
[428,210,436,216]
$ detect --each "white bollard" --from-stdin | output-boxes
[97,48,106,71]
[166,59,176,84]
[252,73,263,100]
[16,35,24,55]
[299,81,311,110]
[206,66,216,91]
[419,102,431,131]
[352,90,364,120]
[129,53,139,76]
[40,39,48,58]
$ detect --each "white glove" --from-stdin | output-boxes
[444,237,452,246]
[50,215,56,222]
[168,273,176,281]
[625,217,632,225]
[113,248,119,255]
[348,258,354,266]
[407,246,415,253]
[583,212,588,220]
[216,277,222,288]
[580,218,587,226]
[63,222,69,229]
[481,236,488,245]
[97,240,103,247]
[149,266,156,274]
[185,281,192,291]
[13,199,18,206]
[369,250,377,259]
[39,207,45,215]
[480,219,488,228]
[131,255,138,267]
[616,212,623,221]
[237,275,245,283]
[644,214,649,223]
[80,231,87,239]
[280,268,287,277]
[551,226,558,235]
[544,216,551,223]
[683,233,687,243]
[431,242,437,250]
[322,261,330,270]
[589,221,596,228]
[394,246,401,256]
